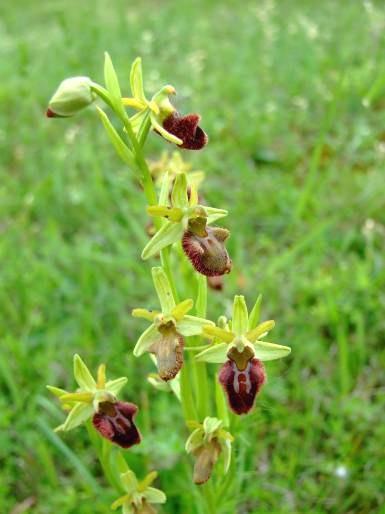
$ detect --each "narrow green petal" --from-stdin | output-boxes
[73,354,96,390]
[133,324,159,357]
[150,113,183,145]
[171,173,189,208]
[232,295,248,336]
[62,403,94,431]
[248,294,263,330]
[152,266,176,313]
[144,487,167,504]
[203,325,234,343]
[130,109,148,136]
[111,495,130,510]
[147,205,183,222]
[46,385,68,398]
[195,343,228,363]
[141,222,184,260]
[177,315,213,336]
[105,377,128,396]
[246,320,275,342]
[204,206,228,224]
[132,308,160,321]
[172,299,194,321]
[253,341,291,361]
[130,57,146,102]
[222,439,232,474]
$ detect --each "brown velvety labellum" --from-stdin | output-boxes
[162,112,208,150]
[150,326,184,381]
[134,500,157,514]
[182,226,232,277]
[219,358,266,415]
[92,401,141,448]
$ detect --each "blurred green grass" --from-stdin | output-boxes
[1,0,385,512]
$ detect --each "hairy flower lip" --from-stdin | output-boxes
[92,401,141,448]
[219,358,266,415]
[182,227,232,277]
[162,112,208,150]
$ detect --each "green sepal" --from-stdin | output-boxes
[132,308,159,321]
[60,402,94,431]
[248,294,263,330]
[103,52,123,114]
[73,354,96,390]
[252,341,291,361]
[176,315,214,336]
[133,323,158,357]
[141,222,184,260]
[147,205,183,222]
[46,385,68,398]
[152,266,176,313]
[185,427,204,453]
[130,57,146,103]
[203,416,223,435]
[203,325,234,342]
[171,173,189,208]
[158,171,171,206]
[105,377,128,396]
[195,343,228,363]
[120,470,139,495]
[204,206,228,224]
[222,438,232,473]
[143,487,167,504]
[96,107,137,170]
[232,295,248,336]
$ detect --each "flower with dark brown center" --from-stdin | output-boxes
[93,401,141,448]
[182,225,232,277]
[161,112,208,150]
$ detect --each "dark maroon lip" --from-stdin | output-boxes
[218,358,266,415]
[92,401,141,448]
[162,112,208,150]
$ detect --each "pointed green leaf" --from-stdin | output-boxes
[232,295,248,335]
[253,341,291,361]
[150,113,183,145]
[130,57,146,102]
[171,173,189,208]
[141,222,184,260]
[133,324,159,357]
[204,206,228,224]
[62,403,94,431]
[195,343,228,363]
[144,487,167,504]
[152,266,175,313]
[96,107,136,170]
[73,354,96,390]
[177,315,213,336]
[105,377,128,396]
[248,294,263,330]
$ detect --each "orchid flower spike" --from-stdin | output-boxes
[142,172,232,277]
[123,57,208,150]
[47,355,140,448]
[185,417,233,485]
[111,470,166,514]
[195,295,291,414]
[132,267,214,380]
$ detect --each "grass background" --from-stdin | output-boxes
[1,0,385,512]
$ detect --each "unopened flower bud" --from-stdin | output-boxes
[162,112,208,150]
[46,76,95,118]
[93,401,141,448]
[182,226,232,277]
[193,439,222,485]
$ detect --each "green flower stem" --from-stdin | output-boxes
[195,275,210,420]
[180,358,197,422]
[202,482,217,514]
[215,379,229,427]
